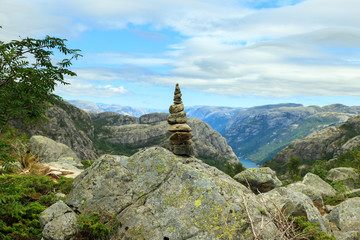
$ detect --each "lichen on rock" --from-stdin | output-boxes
[62,147,280,239]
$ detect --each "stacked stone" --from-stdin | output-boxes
[167,83,194,156]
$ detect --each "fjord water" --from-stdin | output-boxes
[239,158,259,169]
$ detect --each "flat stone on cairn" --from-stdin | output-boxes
[166,83,194,156]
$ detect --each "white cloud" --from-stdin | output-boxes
[55,79,127,97]
[2,0,360,99]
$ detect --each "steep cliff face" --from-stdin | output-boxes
[26,101,97,160]
[265,115,360,171]
[139,113,168,124]
[187,118,238,164]
[94,112,239,167]
[224,105,357,163]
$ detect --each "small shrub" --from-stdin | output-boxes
[0,125,31,174]
[287,156,301,179]
[0,174,74,239]
[291,216,336,240]
[224,162,245,177]
[81,159,95,169]
[76,212,118,240]
[309,160,329,180]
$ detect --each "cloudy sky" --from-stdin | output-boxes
[1,0,360,109]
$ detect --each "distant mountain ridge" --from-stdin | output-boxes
[264,115,360,174]
[67,100,165,117]
[68,99,360,164]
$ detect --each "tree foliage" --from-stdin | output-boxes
[287,155,301,180]
[0,27,81,131]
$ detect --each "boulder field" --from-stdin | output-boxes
[40,147,360,240]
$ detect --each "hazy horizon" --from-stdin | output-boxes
[67,98,360,111]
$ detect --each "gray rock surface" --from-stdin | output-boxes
[64,147,280,239]
[285,174,336,207]
[302,173,337,199]
[258,187,328,232]
[26,101,97,160]
[30,135,80,164]
[267,115,360,172]
[96,117,239,165]
[187,118,238,164]
[233,167,282,193]
[43,157,84,178]
[140,113,169,124]
[326,167,360,190]
[285,182,324,206]
[40,200,78,240]
[326,197,360,238]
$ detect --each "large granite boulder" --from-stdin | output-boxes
[302,173,337,198]
[285,182,324,207]
[326,167,360,190]
[326,197,360,239]
[30,135,84,178]
[258,187,329,232]
[291,173,337,206]
[233,167,282,193]
[30,135,80,164]
[39,200,78,240]
[61,147,280,239]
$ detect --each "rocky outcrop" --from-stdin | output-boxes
[326,167,360,190]
[258,187,329,232]
[225,105,356,163]
[326,197,360,239]
[40,147,360,239]
[59,148,280,239]
[187,118,238,164]
[30,135,84,178]
[30,135,79,163]
[302,173,337,200]
[39,200,78,240]
[26,101,97,160]
[285,173,336,207]
[95,116,239,167]
[43,157,84,179]
[266,116,360,171]
[233,167,282,193]
[139,113,168,124]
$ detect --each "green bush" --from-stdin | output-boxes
[76,212,118,240]
[287,155,301,180]
[0,174,74,239]
[291,216,335,240]
[224,162,245,177]
[0,126,29,173]
[308,160,330,180]
[81,159,95,169]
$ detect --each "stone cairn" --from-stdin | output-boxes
[166,83,194,156]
